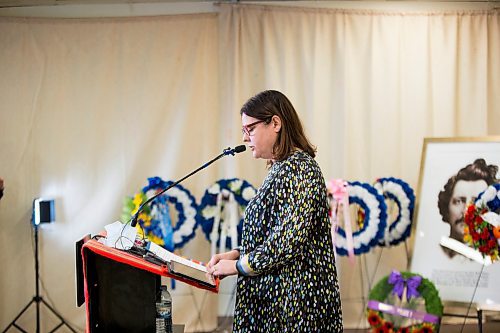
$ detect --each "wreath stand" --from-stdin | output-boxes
[349,242,413,330]
[346,201,414,331]
[352,251,379,329]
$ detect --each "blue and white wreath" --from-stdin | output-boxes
[135,176,198,250]
[335,181,387,256]
[373,177,415,247]
[476,183,500,212]
[197,178,256,256]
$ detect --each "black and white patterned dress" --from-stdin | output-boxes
[234,151,343,332]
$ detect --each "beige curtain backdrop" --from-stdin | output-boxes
[0,13,222,332]
[1,3,499,331]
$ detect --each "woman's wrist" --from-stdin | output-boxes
[229,249,240,260]
[235,254,256,276]
[235,259,245,275]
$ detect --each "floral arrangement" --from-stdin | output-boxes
[327,179,354,261]
[121,176,198,250]
[198,178,256,254]
[373,177,415,247]
[331,181,387,256]
[463,183,500,262]
[367,270,443,333]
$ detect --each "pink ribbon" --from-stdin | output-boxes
[328,179,355,263]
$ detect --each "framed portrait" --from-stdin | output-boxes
[409,137,500,305]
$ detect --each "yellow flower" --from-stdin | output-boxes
[131,194,144,215]
[464,234,472,244]
[136,226,145,237]
[139,212,152,226]
[418,322,435,333]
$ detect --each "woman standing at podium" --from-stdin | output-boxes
[207,90,343,332]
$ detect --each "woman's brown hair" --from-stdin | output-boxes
[240,90,316,161]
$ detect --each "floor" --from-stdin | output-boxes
[344,323,500,333]
[204,317,500,333]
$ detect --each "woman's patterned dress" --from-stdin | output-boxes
[234,151,343,332]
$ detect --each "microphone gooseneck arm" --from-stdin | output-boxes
[130,145,246,227]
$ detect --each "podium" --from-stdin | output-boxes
[79,239,218,333]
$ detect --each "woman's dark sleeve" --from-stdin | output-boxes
[237,160,321,276]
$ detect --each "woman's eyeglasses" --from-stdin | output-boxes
[241,118,271,136]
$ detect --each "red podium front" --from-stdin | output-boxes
[81,239,218,333]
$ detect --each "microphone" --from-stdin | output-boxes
[222,145,246,156]
[234,145,246,153]
[130,145,246,227]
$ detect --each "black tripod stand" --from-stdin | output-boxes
[2,222,77,333]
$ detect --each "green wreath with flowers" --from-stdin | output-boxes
[366,271,443,333]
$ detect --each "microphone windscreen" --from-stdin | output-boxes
[234,145,246,153]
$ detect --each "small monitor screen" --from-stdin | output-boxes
[33,198,55,225]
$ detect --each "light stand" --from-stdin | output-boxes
[2,199,77,333]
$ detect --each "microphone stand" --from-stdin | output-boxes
[130,146,244,227]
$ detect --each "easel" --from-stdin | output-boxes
[439,264,487,333]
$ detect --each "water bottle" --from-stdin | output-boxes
[155,285,172,333]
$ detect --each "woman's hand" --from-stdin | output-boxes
[207,259,238,278]
[206,249,240,279]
